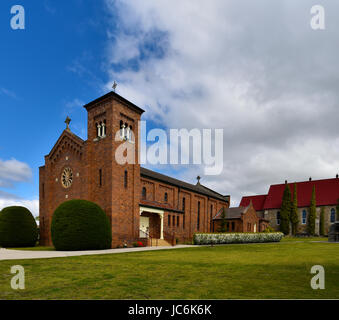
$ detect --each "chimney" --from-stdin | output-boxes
[309,177,312,181]
[285,180,287,184]
[336,174,338,179]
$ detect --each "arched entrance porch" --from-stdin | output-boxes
[139,206,164,240]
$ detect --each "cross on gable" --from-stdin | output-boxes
[65,116,71,130]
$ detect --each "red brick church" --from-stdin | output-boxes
[39,91,230,247]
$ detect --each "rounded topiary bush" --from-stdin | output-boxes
[51,200,112,251]
[0,206,38,248]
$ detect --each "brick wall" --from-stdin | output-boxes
[39,94,229,247]
[140,178,229,243]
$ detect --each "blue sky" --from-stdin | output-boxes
[1,0,339,215]
[0,0,174,214]
[0,1,106,201]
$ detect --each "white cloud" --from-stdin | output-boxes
[0,159,32,188]
[104,0,339,205]
[65,98,84,111]
[0,198,39,217]
[0,159,37,216]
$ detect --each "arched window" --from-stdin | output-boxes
[96,120,106,138]
[276,211,281,225]
[120,121,124,138]
[124,123,128,140]
[102,120,106,137]
[164,192,168,203]
[99,169,102,187]
[129,125,133,141]
[96,122,100,137]
[142,187,146,200]
[198,202,201,229]
[330,208,336,223]
[124,170,128,189]
[302,210,307,224]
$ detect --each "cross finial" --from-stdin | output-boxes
[112,81,117,92]
[65,116,71,130]
[197,176,201,184]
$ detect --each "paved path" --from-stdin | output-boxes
[0,245,195,261]
[1,241,336,261]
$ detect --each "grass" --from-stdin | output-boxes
[281,236,328,242]
[0,242,338,300]
[6,246,55,251]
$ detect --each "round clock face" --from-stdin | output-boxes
[61,167,73,188]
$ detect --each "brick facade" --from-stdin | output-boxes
[39,92,230,247]
[212,203,269,233]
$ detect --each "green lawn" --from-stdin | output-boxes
[281,236,328,242]
[6,246,55,251]
[0,242,338,299]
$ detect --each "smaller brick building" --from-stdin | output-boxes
[212,202,269,233]
[240,177,339,235]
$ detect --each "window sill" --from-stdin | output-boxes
[93,136,107,142]
[118,137,135,144]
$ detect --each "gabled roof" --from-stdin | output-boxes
[213,204,269,221]
[140,167,229,202]
[240,177,339,210]
[263,178,339,209]
[240,195,267,211]
[46,129,84,161]
[213,206,248,220]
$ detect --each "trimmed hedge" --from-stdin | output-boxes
[193,232,284,245]
[51,200,112,251]
[0,206,38,247]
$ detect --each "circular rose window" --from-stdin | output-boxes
[61,167,73,188]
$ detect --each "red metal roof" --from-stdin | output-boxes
[263,178,339,209]
[240,195,267,211]
[240,178,339,210]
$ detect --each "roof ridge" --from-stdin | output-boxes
[270,177,339,186]
[46,129,84,159]
[140,167,228,202]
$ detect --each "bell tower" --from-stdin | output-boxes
[84,91,145,247]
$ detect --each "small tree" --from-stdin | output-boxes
[51,200,112,251]
[319,207,325,236]
[280,184,291,235]
[0,206,38,247]
[290,183,299,235]
[307,186,316,236]
[218,208,227,233]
